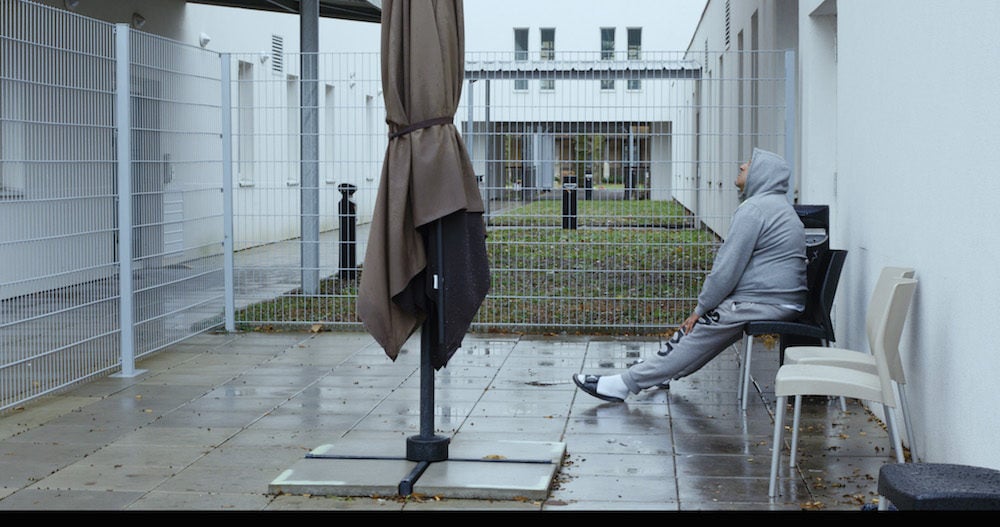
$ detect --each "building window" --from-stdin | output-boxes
[540,28,555,91]
[514,28,528,91]
[627,27,642,90]
[600,27,615,90]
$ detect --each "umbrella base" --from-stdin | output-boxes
[406,434,449,462]
[271,437,565,501]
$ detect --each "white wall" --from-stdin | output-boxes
[693,0,1000,470]
[37,0,187,39]
[827,0,1000,469]
[683,0,797,236]
[462,0,706,52]
[798,0,837,207]
[178,2,381,54]
[176,4,383,251]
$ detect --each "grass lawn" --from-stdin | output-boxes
[236,198,718,335]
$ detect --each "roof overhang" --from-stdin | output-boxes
[186,0,381,23]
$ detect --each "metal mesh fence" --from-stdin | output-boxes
[0,0,790,411]
[0,0,225,412]
[466,50,710,335]
[228,51,382,332]
[229,49,790,336]
[126,30,225,357]
[464,49,788,334]
[0,0,121,410]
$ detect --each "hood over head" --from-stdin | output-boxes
[742,147,791,200]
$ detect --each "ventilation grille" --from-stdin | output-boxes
[271,34,284,73]
[724,0,731,50]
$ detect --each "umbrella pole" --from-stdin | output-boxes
[399,220,450,496]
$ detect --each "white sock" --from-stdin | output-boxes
[597,374,629,400]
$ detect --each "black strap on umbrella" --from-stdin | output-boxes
[388,116,454,139]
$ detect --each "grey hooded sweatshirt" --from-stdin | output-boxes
[694,148,807,317]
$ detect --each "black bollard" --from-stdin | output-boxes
[624,167,636,200]
[338,183,358,279]
[562,176,577,230]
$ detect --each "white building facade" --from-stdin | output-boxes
[692,0,1000,470]
[798,0,1000,471]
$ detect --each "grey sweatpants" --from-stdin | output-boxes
[621,299,801,394]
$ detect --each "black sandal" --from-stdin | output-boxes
[572,374,625,403]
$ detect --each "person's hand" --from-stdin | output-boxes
[680,311,700,335]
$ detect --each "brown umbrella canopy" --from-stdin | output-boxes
[357,0,489,368]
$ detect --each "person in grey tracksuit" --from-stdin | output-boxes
[573,148,808,402]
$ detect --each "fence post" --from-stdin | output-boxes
[113,24,143,378]
[300,0,320,295]
[221,53,235,332]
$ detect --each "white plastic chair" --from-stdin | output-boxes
[767,277,918,498]
[783,266,917,455]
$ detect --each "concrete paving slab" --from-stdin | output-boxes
[269,437,565,501]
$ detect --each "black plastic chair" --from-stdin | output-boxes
[736,248,848,410]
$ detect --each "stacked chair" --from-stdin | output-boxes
[782,267,917,457]
[767,275,919,498]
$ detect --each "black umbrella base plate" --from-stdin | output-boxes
[270,436,566,501]
[406,434,449,462]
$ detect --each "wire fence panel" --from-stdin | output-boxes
[0,0,225,412]
[228,51,383,331]
[127,31,225,359]
[0,0,120,411]
[458,49,789,334]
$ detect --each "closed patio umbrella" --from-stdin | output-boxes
[357,0,488,370]
[357,0,489,491]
